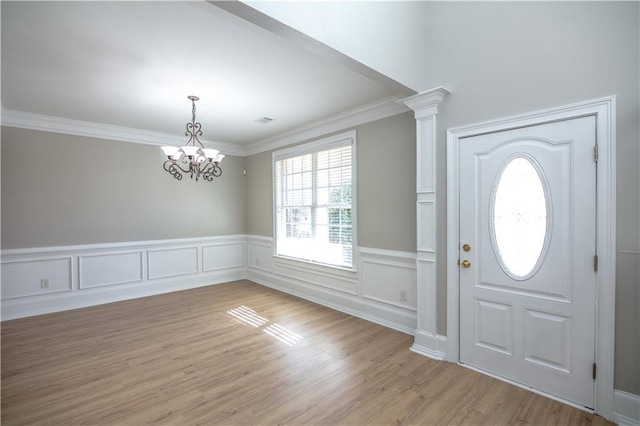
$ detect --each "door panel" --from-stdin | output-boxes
[459,116,596,408]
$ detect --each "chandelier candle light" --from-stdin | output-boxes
[161,95,225,181]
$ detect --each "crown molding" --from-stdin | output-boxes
[0,109,246,156]
[399,86,451,118]
[244,95,411,156]
[1,95,412,158]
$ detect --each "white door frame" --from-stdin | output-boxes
[446,96,616,419]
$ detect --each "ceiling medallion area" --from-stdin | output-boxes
[161,96,225,182]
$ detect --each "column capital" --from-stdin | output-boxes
[399,86,451,118]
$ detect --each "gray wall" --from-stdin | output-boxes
[246,112,417,253]
[423,1,639,395]
[1,127,246,248]
[246,150,273,237]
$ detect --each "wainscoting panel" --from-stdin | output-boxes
[148,247,199,280]
[359,247,417,311]
[1,257,72,299]
[613,389,640,426]
[79,251,143,289]
[247,236,274,273]
[273,257,358,296]
[203,243,244,272]
[1,236,247,320]
[246,237,417,333]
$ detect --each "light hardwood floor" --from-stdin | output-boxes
[2,280,612,425]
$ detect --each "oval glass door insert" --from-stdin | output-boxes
[492,156,549,279]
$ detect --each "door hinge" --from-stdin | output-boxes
[593,255,598,272]
[594,144,599,162]
[592,363,597,380]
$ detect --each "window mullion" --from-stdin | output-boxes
[311,152,318,241]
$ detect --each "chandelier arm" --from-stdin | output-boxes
[163,160,185,180]
[200,162,222,181]
[198,162,211,180]
[164,159,190,174]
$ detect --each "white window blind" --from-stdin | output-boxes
[274,134,355,269]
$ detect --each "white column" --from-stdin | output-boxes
[401,87,450,360]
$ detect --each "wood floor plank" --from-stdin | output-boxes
[2,280,612,425]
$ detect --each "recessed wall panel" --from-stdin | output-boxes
[203,243,244,272]
[148,247,198,280]
[417,200,435,252]
[79,252,143,289]
[1,257,72,299]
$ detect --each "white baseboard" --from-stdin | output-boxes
[1,236,247,320]
[614,390,640,426]
[411,330,447,360]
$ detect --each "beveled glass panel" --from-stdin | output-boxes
[493,157,548,278]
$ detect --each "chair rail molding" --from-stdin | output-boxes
[399,86,451,360]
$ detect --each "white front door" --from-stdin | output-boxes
[458,116,597,408]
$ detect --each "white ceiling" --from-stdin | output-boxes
[1,1,412,148]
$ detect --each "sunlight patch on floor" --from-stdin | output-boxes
[227,305,268,327]
[227,306,304,347]
[264,323,304,347]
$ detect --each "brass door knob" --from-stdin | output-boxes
[461,260,471,268]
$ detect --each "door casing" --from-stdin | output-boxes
[446,97,616,418]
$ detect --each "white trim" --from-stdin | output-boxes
[78,251,144,289]
[272,130,358,272]
[411,332,447,361]
[246,96,409,156]
[2,235,418,335]
[273,255,358,295]
[399,87,450,364]
[613,390,640,426]
[147,246,199,280]
[358,246,417,262]
[248,270,416,335]
[400,86,451,119]
[0,109,245,156]
[246,235,273,244]
[246,236,418,333]
[1,235,247,320]
[446,96,616,420]
[272,130,356,160]
[0,235,247,258]
[2,95,410,158]
[1,256,74,299]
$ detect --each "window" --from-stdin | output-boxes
[273,131,356,269]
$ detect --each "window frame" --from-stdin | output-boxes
[272,130,357,271]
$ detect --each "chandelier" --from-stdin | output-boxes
[161,96,224,182]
